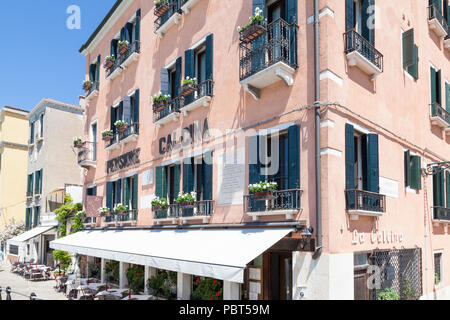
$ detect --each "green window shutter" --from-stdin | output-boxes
[431,67,437,104]
[95,55,101,82]
[135,9,141,42]
[288,125,300,189]
[115,179,121,205]
[31,173,34,194]
[175,57,182,97]
[155,166,167,198]
[402,29,414,69]
[89,63,95,82]
[446,171,450,208]
[106,182,113,211]
[407,44,418,79]
[202,152,213,201]
[362,134,379,193]
[174,164,181,197]
[184,49,195,105]
[433,171,445,207]
[122,178,130,208]
[345,124,355,190]
[123,96,132,125]
[253,0,266,17]
[132,174,139,210]
[249,135,262,184]
[134,89,140,124]
[161,68,170,95]
[404,150,411,187]
[205,34,214,81]
[437,70,442,105]
[286,0,298,24]
[34,171,40,194]
[111,39,118,57]
[361,0,375,45]
[183,160,194,193]
[39,169,43,194]
[446,82,450,113]
[345,0,355,31]
[118,101,124,121]
[110,106,116,132]
[410,156,421,190]
[440,170,445,207]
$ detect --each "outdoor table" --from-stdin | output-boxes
[76,283,106,292]
[121,295,153,301]
[96,289,129,299]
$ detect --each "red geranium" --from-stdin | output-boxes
[216,292,220,297]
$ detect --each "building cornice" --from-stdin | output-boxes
[79,0,133,56]
[28,98,84,120]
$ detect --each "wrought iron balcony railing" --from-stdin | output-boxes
[243,189,301,213]
[154,0,182,32]
[431,102,450,125]
[86,81,99,97]
[106,41,140,78]
[433,206,450,221]
[345,29,383,72]
[153,200,214,220]
[77,141,97,164]
[239,18,298,81]
[153,96,183,123]
[153,204,179,220]
[83,217,97,226]
[345,189,386,213]
[104,210,138,224]
[106,122,139,148]
[429,4,448,31]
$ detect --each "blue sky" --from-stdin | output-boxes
[0,0,116,110]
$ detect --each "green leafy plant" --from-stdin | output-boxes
[237,7,266,32]
[402,279,418,300]
[182,76,197,86]
[71,211,86,234]
[104,55,115,62]
[73,137,82,143]
[154,0,168,7]
[114,120,127,128]
[55,194,83,237]
[113,203,128,213]
[82,80,92,89]
[377,288,400,300]
[248,181,278,194]
[147,270,177,299]
[152,197,169,209]
[175,192,196,204]
[192,277,223,301]
[152,92,171,104]
[126,265,145,294]
[53,250,72,272]
[98,207,110,216]
[118,40,129,47]
[435,272,441,285]
[101,130,114,137]
[104,261,120,284]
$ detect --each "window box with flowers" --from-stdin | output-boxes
[152,93,171,112]
[103,56,115,69]
[248,181,277,199]
[191,277,223,301]
[175,192,196,207]
[154,0,169,17]
[101,130,114,141]
[73,137,83,148]
[113,203,128,215]
[98,207,111,217]
[114,120,128,134]
[238,7,267,43]
[82,80,93,91]
[181,77,197,97]
[118,40,129,55]
[152,197,169,211]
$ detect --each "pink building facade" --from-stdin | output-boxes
[50,0,450,300]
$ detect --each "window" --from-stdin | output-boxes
[110,103,122,134]
[404,151,421,190]
[105,174,138,212]
[155,165,180,204]
[346,0,375,44]
[182,152,213,202]
[445,82,450,114]
[89,56,101,85]
[402,29,419,79]
[9,245,18,256]
[33,206,40,228]
[432,170,449,210]
[29,122,35,144]
[109,90,140,139]
[110,10,141,58]
[27,173,34,196]
[430,66,442,108]
[25,208,32,230]
[434,252,443,285]
[86,186,97,196]
[34,169,42,195]
[91,122,97,161]
[39,114,44,138]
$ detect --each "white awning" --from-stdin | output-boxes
[7,225,56,246]
[50,228,293,283]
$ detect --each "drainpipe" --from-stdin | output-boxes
[313,0,322,259]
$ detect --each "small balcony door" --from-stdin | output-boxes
[267,0,287,64]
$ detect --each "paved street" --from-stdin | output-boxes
[0,260,67,300]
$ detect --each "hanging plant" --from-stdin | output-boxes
[181,77,197,97]
[73,137,83,148]
[154,0,169,17]
[104,56,115,69]
[82,80,93,91]
[238,7,267,43]
[118,40,129,55]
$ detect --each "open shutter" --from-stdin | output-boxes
[345,124,355,190]
[431,67,437,104]
[34,170,40,194]
[252,0,266,73]
[437,69,442,105]
[205,34,214,81]
[286,0,298,66]
[106,182,113,211]
[362,134,379,193]
[31,173,35,194]
[125,22,133,43]
[446,82,450,113]
[161,68,170,95]
[345,0,355,31]
[410,156,421,190]
[434,170,445,207]
[431,0,442,12]
[407,44,419,79]
[402,29,414,69]
[132,174,139,210]
[446,171,450,208]
[184,49,195,105]
[361,0,375,45]
[404,150,411,187]
[39,169,43,194]
[134,89,140,124]
[115,179,122,205]
[203,152,213,201]
[175,57,182,97]
[183,160,194,193]
[123,96,132,125]
[120,27,125,42]
[111,39,118,57]
[135,10,141,42]
[110,106,116,133]
[122,178,130,208]
[174,164,181,197]
[249,135,262,185]
[96,55,101,82]
[288,125,300,189]
[155,166,167,198]
[89,64,95,83]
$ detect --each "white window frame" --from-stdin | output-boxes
[434,250,444,287]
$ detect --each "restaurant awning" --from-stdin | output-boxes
[49,227,294,283]
[7,225,56,246]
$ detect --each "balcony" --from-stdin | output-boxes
[428,5,448,38]
[153,201,214,224]
[244,189,302,221]
[180,0,201,14]
[180,79,213,115]
[106,41,140,81]
[432,207,450,226]
[153,204,180,224]
[430,102,450,129]
[345,29,383,79]
[239,18,298,100]
[83,217,97,228]
[104,210,138,227]
[85,81,99,102]
[345,189,386,220]
[106,122,139,150]
[77,141,97,168]
[154,0,182,38]
[153,97,182,128]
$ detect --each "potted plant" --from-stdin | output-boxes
[98,207,111,217]
[113,203,128,215]
[175,191,196,207]
[154,0,169,17]
[126,265,145,294]
[237,7,267,43]
[377,288,400,300]
[82,80,93,91]
[181,77,197,97]
[152,92,171,112]
[248,181,277,198]
[101,130,114,141]
[118,40,129,55]
[104,55,115,69]
[152,197,169,211]
[114,120,128,133]
[73,137,83,148]
[191,277,223,301]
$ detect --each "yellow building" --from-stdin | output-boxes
[0,106,29,231]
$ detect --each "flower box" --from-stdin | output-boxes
[102,133,114,141]
[152,205,168,211]
[181,83,196,97]
[73,140,83,148]
[119,43,129,55]
[154,3,169,17]
[251,190,273,199]
[83,81,92,91]
[153,100,168,112]
[117,124,128,134]
[104,60,114,69]
[178,201,194,207]
[239,21,266,43]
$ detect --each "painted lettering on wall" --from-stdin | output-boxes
[106,148,140,174]
[352,228,404,245]
[159,118,210,155]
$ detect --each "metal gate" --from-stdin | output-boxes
[369,248,422,300]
